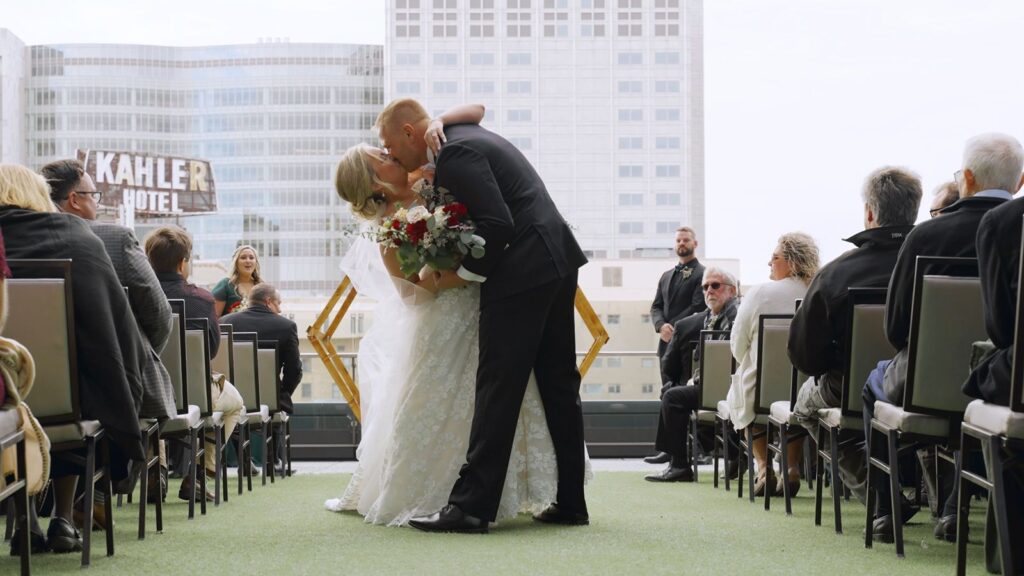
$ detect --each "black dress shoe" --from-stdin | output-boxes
[934,514,958,542]
[46,517,83,554]
[532,504,590,525]
[645,466,695,483]
[9,529,47,556]
[643,452,671,465]
[409,504,488,533]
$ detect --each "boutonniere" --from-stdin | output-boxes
[682,268,693,280]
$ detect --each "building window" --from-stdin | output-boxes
[542,0,569,37]
[602,266,623,287]
[619,222,643,234]
[396,81,421,95]
[618,136,643,149]
[654,0,681,36]
[618,165,643,178]
[583,383,603,394]
[608,384,621,394]
[617,52,643,65]
[395,53,421,66]
[656,165,681,178]
[617,80,643,94]
[656,193,682,206]
[507,52,532,65]
[469,52,495,66]
[616,0,643,36]
[655,51,680,65]
[508,137,533,150]
[507,109,532,122]
[607,357,622,368]
[592,357,604,368]
[507,0,532,37]
[433,53,458,66]
[607,314,621,325]
[655,108,681,122]
[655,80,680,93]
[433,81,458,94]
[350,313,364,334]
[641,358,656,369]
[656,221,680,234]
[470,80,495,94]
[618,109,643,122]
[640,313,652,324]
[469,0,496,36]
[642,384,655,394]
[618,194,643,206]
[581,0,606,37]
[301,383,312,398]
[507,80,532,94]
[656,136,680,149]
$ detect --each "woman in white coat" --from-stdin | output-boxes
[727,232,819,496]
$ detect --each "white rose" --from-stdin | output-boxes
[406,206,430,223]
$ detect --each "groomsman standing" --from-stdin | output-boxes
[650,227,707,358]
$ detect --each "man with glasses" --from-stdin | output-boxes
[928,181,960,218]
[787,166,919,507]
[220,283,302,476]
[42,159,177,508]
[645,266,739,482]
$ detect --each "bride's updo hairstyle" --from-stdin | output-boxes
[334,144,399,220]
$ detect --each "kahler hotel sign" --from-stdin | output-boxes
[76,149,218,217]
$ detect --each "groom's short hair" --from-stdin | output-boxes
[376,98,429,131]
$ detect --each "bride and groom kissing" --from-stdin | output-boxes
[327,99,592,533]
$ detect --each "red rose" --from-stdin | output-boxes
[405,220,428,244]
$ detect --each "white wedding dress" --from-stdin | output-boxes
[325,237,589,526]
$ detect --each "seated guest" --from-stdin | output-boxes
[963,133,1024,572]
[42,159,175,421]
[789,167,920,497]
[861,133,1018,541]
[727,233,819,496]
[144,226,244,501]
[929,180,960,218]
[0,164,145,553]
[645,267,739,482]
[220,283,302,474]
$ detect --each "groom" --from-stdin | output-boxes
[376,99,590,533]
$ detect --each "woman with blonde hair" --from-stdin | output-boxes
[324,105,590,527]
[212,244,262,316]
[0,164,146,553]
[727,232,819,497]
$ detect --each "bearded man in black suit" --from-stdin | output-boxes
[375,99,589,533]
[651,227,707,358]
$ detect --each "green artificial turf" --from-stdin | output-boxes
[7,471,991,576]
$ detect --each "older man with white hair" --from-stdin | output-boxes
[645,266,739,482]
[862,133,1021,542]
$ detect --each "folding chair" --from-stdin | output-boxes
[814,288,892,533]
[865,256,985,558]
[6,259,114,567]
[0,409,29,575]
[693,330,733,486]
[185,320,220,506]
[257,342,283,483]
[210,325,248,498]
[232,332,267,490]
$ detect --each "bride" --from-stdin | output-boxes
[325,105,588,526]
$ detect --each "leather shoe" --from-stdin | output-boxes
[73,501,111,532]
[645,466,695,483]
[643,452,671,465]
[46,517,83,554]
[532,504,589,525]
[409,504,488,533]
[9,529,47,556]
[934,514,959,542]
[179,480,215,502]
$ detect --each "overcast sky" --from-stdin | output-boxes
[3,0,1023,285]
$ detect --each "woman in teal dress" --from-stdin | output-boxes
[213,245,263,316]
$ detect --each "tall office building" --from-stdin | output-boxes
[1,30,383,294]
[385,0,704,258]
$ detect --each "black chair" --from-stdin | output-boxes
[0,412,29,575]
[6,259,114,567]
[865,256,984,558]
[184,320,220,507]
[814,288,891,534]
[257,342,283,483]
[210,325,248,498]
[231,332,265,491]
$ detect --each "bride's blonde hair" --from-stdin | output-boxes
[334,144,401,220]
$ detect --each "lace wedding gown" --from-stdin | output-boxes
[325,237,588,526]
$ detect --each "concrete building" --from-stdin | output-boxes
[384,0,705,259]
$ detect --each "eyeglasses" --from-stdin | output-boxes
[74,190,101,201]
[702,282,733,292]
[953,169,964,186]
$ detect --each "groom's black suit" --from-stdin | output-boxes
[435,123,589,522]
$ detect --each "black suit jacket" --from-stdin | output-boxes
[434,124,587,304]
[220,304,303,413]
[651,259,707,356]
[881,194,1008,399]
[964,195,1024,405]
[0,206,145,459]
[156,271,221,361]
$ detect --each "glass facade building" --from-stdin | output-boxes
[385,0,705,259]
[3,35,383,294]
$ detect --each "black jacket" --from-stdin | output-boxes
[220,304,303,413]
[964,195,1024,405]
[0,206,145,459]
[882,194,1008,400]
[651,259,707,356]
[156,271,220,361]
[788,226,911,403]
[434,123,587,304]
[661,298,738,389]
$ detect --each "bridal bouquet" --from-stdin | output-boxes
[372,183,486,277]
